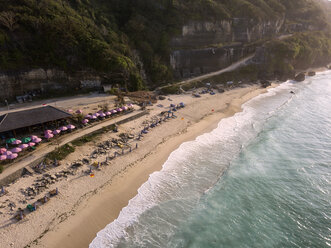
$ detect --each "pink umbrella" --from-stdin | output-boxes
[91,115,97,119]
[4,151,12,156]
[28,142,36,147]
[11,147,22,153]
[116,108,122,112]
[67,109,73,113]
[32,138,42,143]
[85,114,92,119]
[82,119,89,124]
[30,135,38,140]
[94,113,100,117]
[76,109,83,114]
[111,110,117,114]
[8,153,18,160]
[0,155,7,161]
[100,113,106,118]
[12,140,22,145]
[0,148,6,154]
[67,124,76,129]
[45,133,54,139]
[106,111,111,116]
[44,130,52,134]
[19,144,29,149]
[53,130,61,135]
[128,104,133,107]
[59,126,68,131]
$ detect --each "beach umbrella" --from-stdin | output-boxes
[0,155,7,161]
[12,139,22,145]
[67,109,73,113]
[94,113,100,117]
[6,138,16,144]
[59,126,68,131]
[44,130,52,135]
[116,108,122,112]
[30,135,39,140]
[170,104,175,107]
[121,106,128,111]
[82,119,89,124]
[76,109,83,114]
[21,137,31,143]
[32,138,42,143]
[111,110,117,114]
[45,133,54,139]
[105,111,111,116]
[128,104,133,107]
[67,124,76,130]
[19,144,29,149]
[53,130,61,135]
[11,147,22,153]
[85,114,92,119]
[4,151,12,156]
[28,142,36,147]
[8,153,18,160]
[100,113,106,118]
[91,115,97,120]
[0,148,6,154]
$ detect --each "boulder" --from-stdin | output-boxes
[294,73,305,82]
[308,71,316,76]
[261,80,271,88]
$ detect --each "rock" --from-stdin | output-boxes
[261,80,271,88]
[158,95,166,100]
[50,175,57,180]
[308,71,316,76]
[294,72,305,82]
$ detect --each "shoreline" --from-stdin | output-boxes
[34,84,275,248]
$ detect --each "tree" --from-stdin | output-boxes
[0,11,17,32]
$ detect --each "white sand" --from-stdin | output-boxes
[0,84,275,248]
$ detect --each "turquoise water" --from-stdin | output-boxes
[90,71,331,248]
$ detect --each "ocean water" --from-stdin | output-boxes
[90,71,331,248]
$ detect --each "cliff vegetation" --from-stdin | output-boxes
[0,0,330,90]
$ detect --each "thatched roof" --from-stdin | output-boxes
[0,106,72,133]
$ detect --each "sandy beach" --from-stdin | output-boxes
[0,84,275,248]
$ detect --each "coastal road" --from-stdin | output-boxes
[0,93,117,115]
[0,110,145,185]
[158,54,255,90]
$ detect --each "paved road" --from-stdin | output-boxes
[0,110,144,184]
[0,93,117,115]
[158,55,254,90]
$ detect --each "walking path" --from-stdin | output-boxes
[0,110,146,184]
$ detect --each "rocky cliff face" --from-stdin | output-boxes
[170,17,285,78]
[0,69,102,102]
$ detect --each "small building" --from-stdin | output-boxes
[0,106,72,139]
